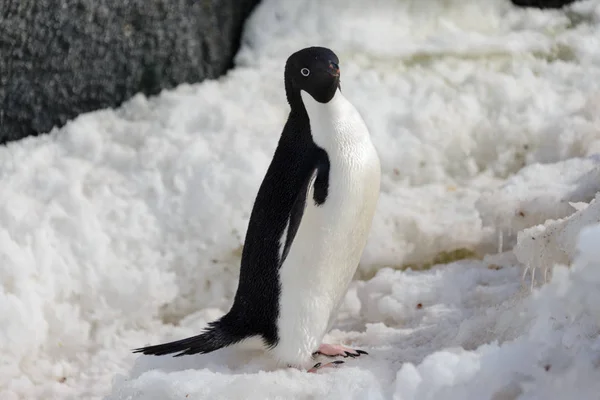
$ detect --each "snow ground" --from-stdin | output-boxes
[3,0,600,399]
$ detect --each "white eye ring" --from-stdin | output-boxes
[300,68,310,77]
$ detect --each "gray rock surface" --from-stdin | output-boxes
[0,0,261,144]
[511,0,578,8]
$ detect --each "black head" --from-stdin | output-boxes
[284,46,341,106]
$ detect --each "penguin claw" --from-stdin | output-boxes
[308,360,345,373]
[344,351,357,358]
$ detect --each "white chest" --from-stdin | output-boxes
[299,88,381,284]
[302,89,381,229]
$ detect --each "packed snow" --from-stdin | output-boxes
[2,0,600,399]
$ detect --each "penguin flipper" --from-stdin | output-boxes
[279,148,330,266]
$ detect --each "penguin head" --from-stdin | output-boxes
[284,46,341,105]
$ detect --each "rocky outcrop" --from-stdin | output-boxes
[511,0,578,8]
[0,0,261,144]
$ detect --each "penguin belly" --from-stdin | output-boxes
[272,130,381,368]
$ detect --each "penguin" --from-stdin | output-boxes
[134,46,381,372]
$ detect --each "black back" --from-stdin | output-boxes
[224,47,341,346]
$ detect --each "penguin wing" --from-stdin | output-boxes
[279,148,330,266]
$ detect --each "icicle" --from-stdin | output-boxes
[530,267,536,291]
[522,264,530,282]
[497,229,503,254]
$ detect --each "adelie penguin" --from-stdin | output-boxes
[134,46,381,372]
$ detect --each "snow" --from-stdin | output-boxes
[513,191,600,281]
[3,0,600,399]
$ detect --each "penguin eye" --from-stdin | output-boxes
[300,68,310,77]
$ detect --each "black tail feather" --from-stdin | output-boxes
[133,319,246,357]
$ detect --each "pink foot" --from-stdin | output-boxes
[307,360,345,373]
[313,343,369,358]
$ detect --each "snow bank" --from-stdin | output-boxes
[477,158,600,233]
[2,0,600,399]
[394,222,600,400]
[475,158,600,254]
[514,191,600,281]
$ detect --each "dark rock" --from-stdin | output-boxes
[511,0,579,8]
[0,0,261,144]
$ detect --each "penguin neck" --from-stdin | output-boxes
[300,88,346,123]
[299,89,368,151]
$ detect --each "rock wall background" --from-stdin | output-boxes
[0,0,261,144]
[512,0,578,8]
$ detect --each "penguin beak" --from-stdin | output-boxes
[328,61,340,77]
